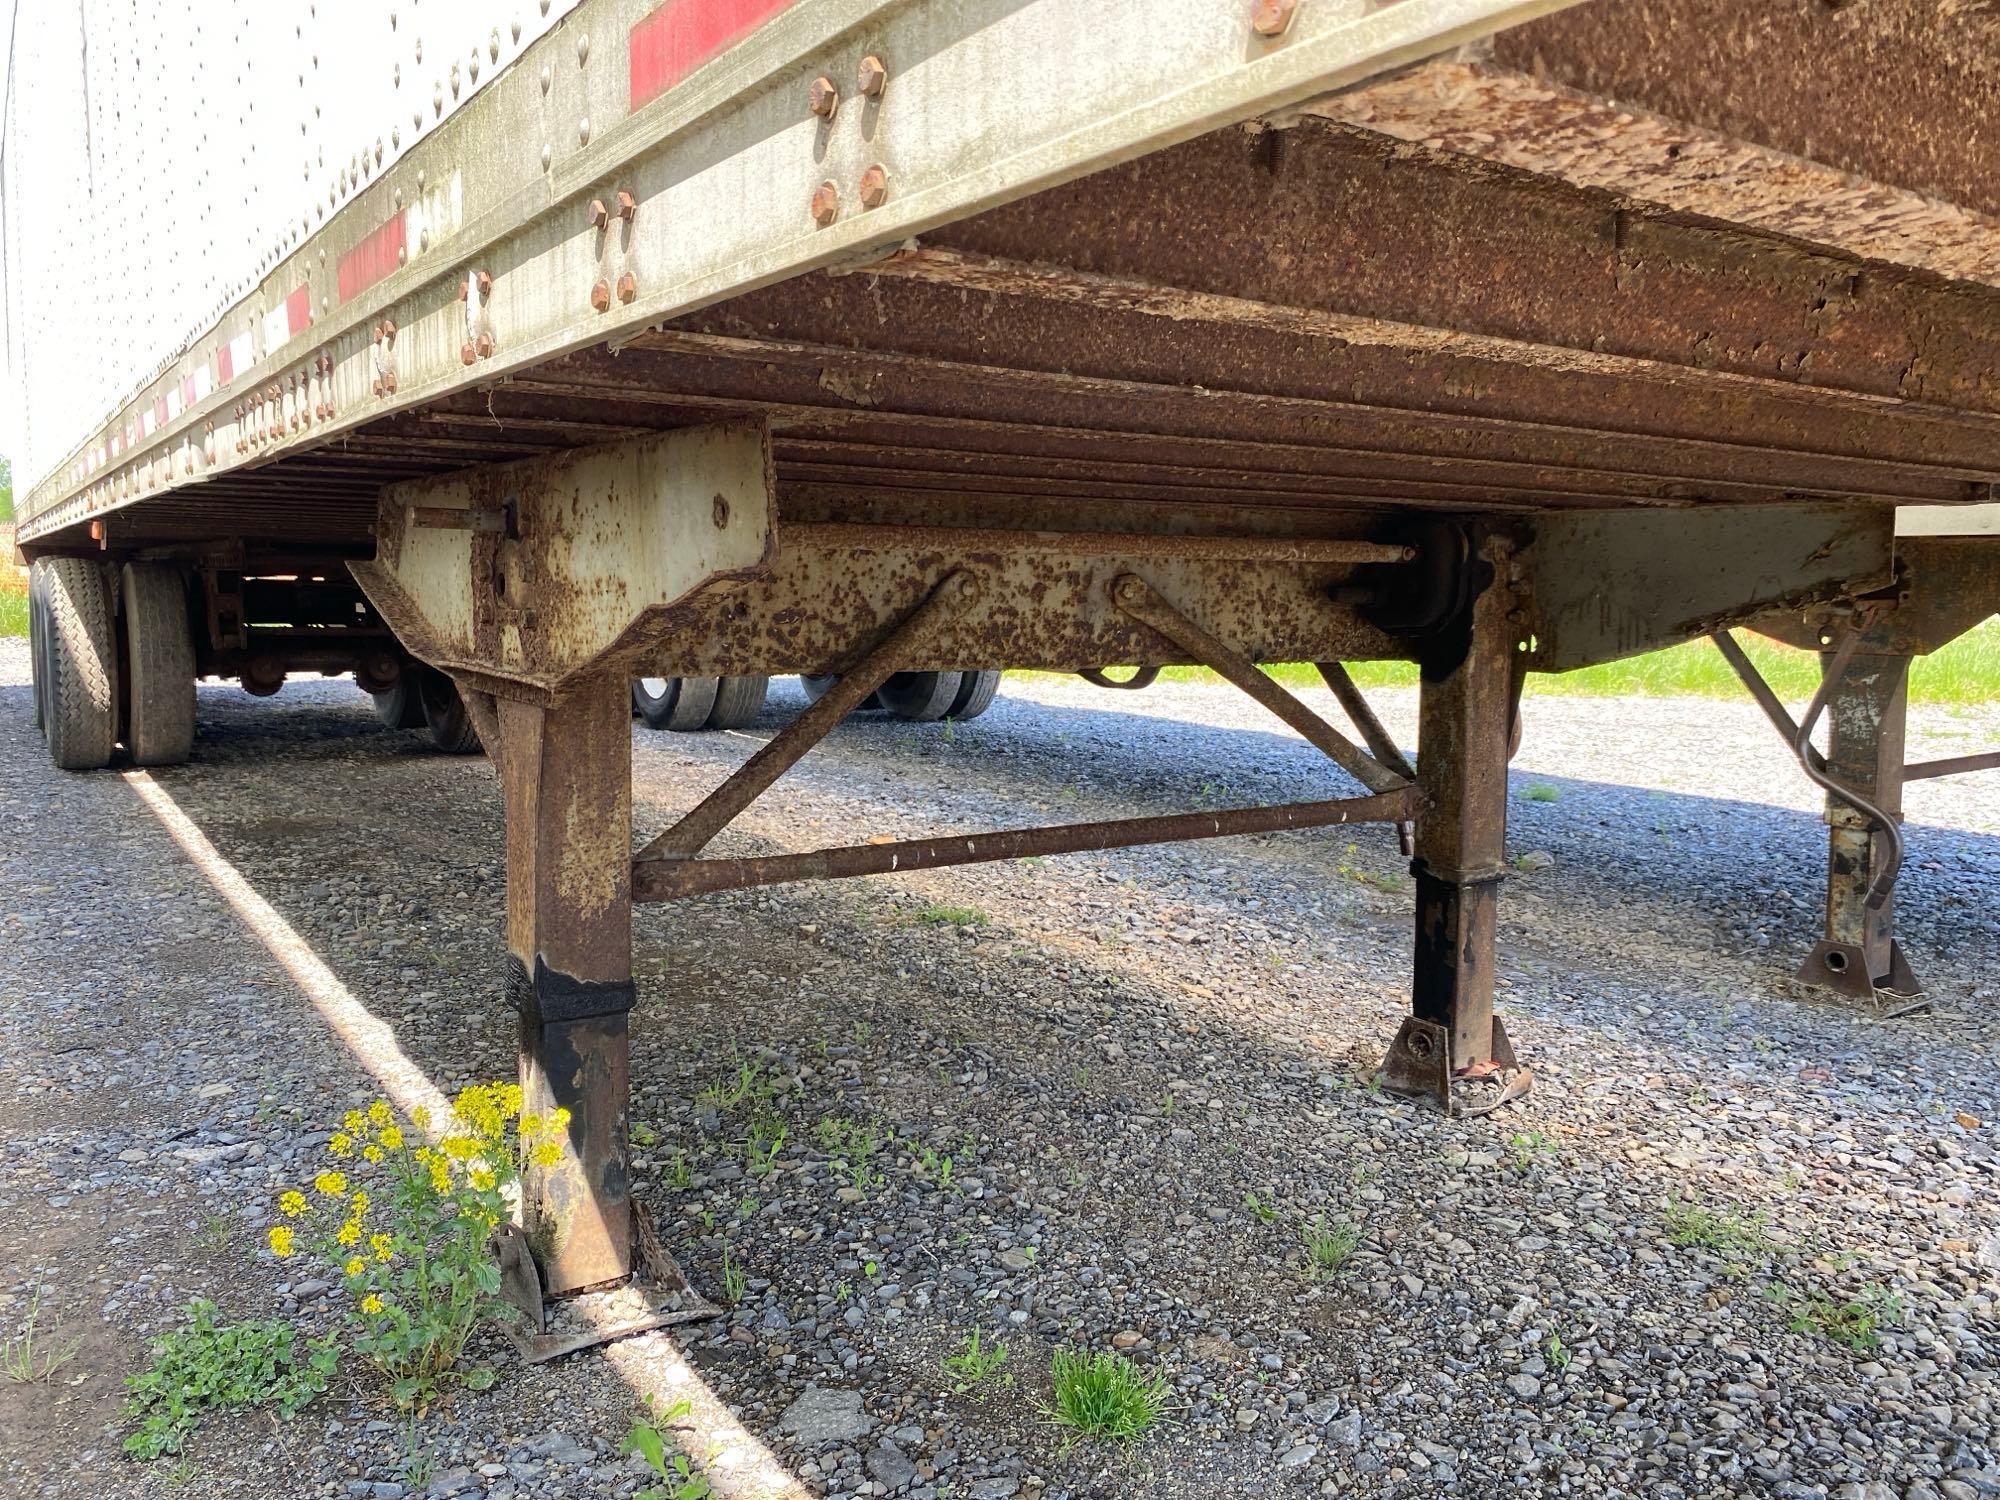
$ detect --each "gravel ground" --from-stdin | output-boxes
[1,636,1996,1500]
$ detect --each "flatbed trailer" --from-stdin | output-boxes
[9,0,2000,1314]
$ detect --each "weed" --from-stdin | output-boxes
[864,1260,880,1280]
[1547,1330,1571,1371]
[697,1058,777,1112]
[626,1397,715,1500]
[747,1125,786,1179]
[665,1150,695,1192]
[1301,1216,1361,1281]
[1242,1192,1277,1226]
[1779,1167,1806,1194]
[1159,1093,1176,1117]
[915,903,989,928]
[630,1120,661,1150]
[400,1416,434,1489]
[2,1286,80,1386]
[814,1116,884,1191]
[834,1282,852,1305]
[1663,1195,1782,1270]
[1335,842,1407,894]
[1506,1129,1556,1170]
[916,1147,956,1189]
[163,1457,198,1487]
[737,1194,760,1221]
[1769,1283,1904,1352]
[121,1300,338,1459]
[1522,784,1561,803]
[941,1330,1012,1394]
[1072,1063,1092,1090]
[195,1214,234,1255]
[1044,1349,1170,1447]
[720,1246,747,1306]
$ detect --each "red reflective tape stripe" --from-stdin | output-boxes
[630,0,795,110]
[286,284,313,336]
[337,215,407,302]
[155,396,169,426]
[181,375,197,406]
[217,343,234,383]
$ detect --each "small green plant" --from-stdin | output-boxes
[121,1300,338,1459]
[916,903,989,928]
[1242,1192,1278,1226]
[626,1398,715,1500]
[665,1150,695,1191]
[270,1085,564,1408]
[697,1058,776,1112]
[1301,1215,1362,1280]
[814,1116,883,1190]
[1506,1129,1556,1170]
[720,1246,747,1306]
[1335,841,1407,894]
[747,1125,786,1179]
[864,1259,880,1280]
[1769,1283,1903,1352]
[917,1147,956,1188]
[1547,1330,1571,1371]
[941,1330,1012,1394]
[1044,1349,1170,1448]
[1159,1092,1176,1117]
[630,1120,661,1150]
[1663,1194,1782,1271]
[195,1214,234,1255]
[1522,784,1561,803]
[400,1416,435,1489]
[3,1285,80,1386]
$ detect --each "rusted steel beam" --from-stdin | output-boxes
[632,789,1418,903]
[781,522,1414,566]
[635,572,976,862]
[1315,661,1417,782]
[494,675,636,1294]
[1110,573,1406,795]
[1904,749,2000,783]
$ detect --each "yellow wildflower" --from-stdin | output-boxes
[268,1225,295,1257]
[532,1141,563,1169]
[329,1133,353,1158]
[496,1084,523,1118]
[314,1170,348,1199]
[518,1113,542,1139]
[468,1164,496,1191]
[343,1109,365,1135]
[345,1257,366,1278]
[411,1105,431,1132]
[337,1219,361,1247]
[350,1190,369,1214]
[362,1145,384,1164]
[550,1107,572,1131]
[279,1190,307,1219]
[371,1233,395,1263]
[440,1135,477,1161]
[428,1160,451,1195]
[360,1294,384,1315]
[368,1100,393,1128]
[378,1125,403,1150]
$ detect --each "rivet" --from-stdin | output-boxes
[857,54,887,97]
[476,331,494,359]
[807,75,838,118]
[461,341,477,366]
[590,280,612,313]
[810,180,839,227]
[858,163,889,209]
[616,271,637,303]
[1249,0,1299,38]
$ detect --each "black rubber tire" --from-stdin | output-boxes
[799,674,884,712]
[38,557,119,771]
[707,675,769,730]
[418,667,483,754]
[879,670,964,722]
[371,674,429,730]
[27,562,47,739]
[633,676,720,731]
[946,669,1002,721]
[121,563,197,766]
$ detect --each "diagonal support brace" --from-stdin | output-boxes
[635,571,979,862]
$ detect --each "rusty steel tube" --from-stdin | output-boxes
[1709,630,1827,774]
[1903,749,2000,782]
[632,788,1417,902]
[785,521,1415,565]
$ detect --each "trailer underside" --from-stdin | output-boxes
[17,0,2000,1317]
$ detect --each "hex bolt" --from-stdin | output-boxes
[590,279,613,313]
[475,331,495,358]
[1250,0,1299,37]
[476,269,493,298]
[857,54,887,97]
[953,574,980,604]
[807,75,838,118]
[616,189,637,221]
[616,272,637,304]
[810,180,840,227]
[587,198,609,230]
[858,164,889,209]
[461,341,477,366]
[1111,574,1150,608]
[383,371,398,394]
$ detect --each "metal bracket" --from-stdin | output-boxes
[1795,940,1924,1011]
[1380,1015,1528,1117]
[491,1201,721,1365]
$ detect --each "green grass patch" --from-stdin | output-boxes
[0,588,25,638]
[1663,1195,1784,1271]
[1044,1349,1169,1447]
[1301,1214,1362,1281]
[1011,618,2000,705]
[1767,1282,1904,1352]
[910,903,988,928]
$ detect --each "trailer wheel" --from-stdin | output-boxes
[371,674,428,730]
[798,674,886,713]
[37,556,119,771]
[707,675,769,730]
[633,675,720,731]
[418,667,483,754]
[946,669,1002,721]
[121,563,196,766]
[879,670,964,722]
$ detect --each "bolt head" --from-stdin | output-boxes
[383,372,397,394]
[810,180,840,227]
[616,272,637,304]
[461,341,477,366]
[590,280,612,313]
[858,164,889,209]
[616,189,637,221]
[807,75,838,118]
[1250,0,1299,37]
[476,269,493,298]
[476,331,495,358]
[588,198,609,229]
[857,54,887,97]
